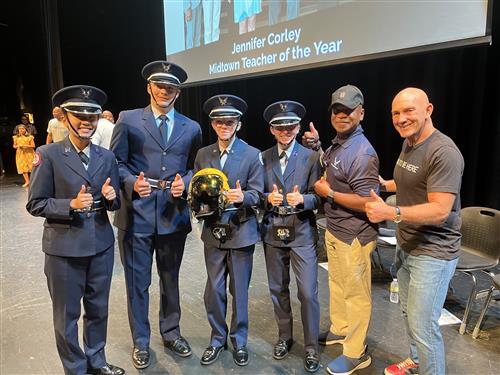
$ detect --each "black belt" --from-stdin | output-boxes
[74,200,104,213]
[137,176,172,190]
[272,206,303,216]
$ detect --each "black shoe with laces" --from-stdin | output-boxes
[233,346,249,366]
[273,339,293,360]
[132,347,150,369]
[200,344,227,365]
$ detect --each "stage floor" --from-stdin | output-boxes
[1,175,499,374]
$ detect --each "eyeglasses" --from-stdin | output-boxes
[272,124,299,132]
[212,119,239,127]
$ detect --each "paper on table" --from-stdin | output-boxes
[439,308,462,325]
[378,236,397,246]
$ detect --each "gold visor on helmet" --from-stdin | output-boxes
[188,168,230,218]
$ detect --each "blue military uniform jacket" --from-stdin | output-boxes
[26,138,120,257]
[194,137,264,249]
[111,105,202,235]
[261,142,321,247]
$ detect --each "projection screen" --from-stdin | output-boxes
[163,0,492,86]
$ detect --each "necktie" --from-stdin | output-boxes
[220,149,228,168]
[159,115,169,145]
[78,151,89,166]
[280,150,288,173]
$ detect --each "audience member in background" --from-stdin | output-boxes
[13,124,35,187]
[102,110,115,123]
[14,114,37,136]
[92,113,115,150]
[46,106,69,144]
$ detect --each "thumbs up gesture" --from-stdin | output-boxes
[70,185,93,210]
[101,177,116,201]
[302,122,320,150]
[365,189,389,223]
[228,179,244,204]
[134,171,151,198]
[286,185,304,207]
[268,183,284,206]
[171,173,185,198]
[314,176,332,198]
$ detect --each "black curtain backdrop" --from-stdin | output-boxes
[9,0,499,208]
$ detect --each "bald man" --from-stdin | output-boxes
[365,88,464,375]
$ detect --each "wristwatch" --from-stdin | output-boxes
[326,190,335,204]
[394,206,402,223]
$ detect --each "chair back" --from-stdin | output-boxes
[460,206,500,263]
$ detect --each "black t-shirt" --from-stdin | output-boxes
[394,130,464,260]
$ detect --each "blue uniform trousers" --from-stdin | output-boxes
[264,243,319,352]
[203,244,254,348]
[118,230,187,349]
[44,246,114,375]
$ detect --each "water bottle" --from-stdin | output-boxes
[390,278,399,304]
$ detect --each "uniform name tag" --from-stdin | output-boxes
[272,225,295,242]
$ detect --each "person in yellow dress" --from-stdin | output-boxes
[13,124,35,187]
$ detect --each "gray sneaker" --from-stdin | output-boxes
[326,353,372,375]
[318,331,346,345]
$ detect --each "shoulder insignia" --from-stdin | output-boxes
[33,150,42,167]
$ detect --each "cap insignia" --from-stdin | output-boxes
[218,96,228,106]
[162,63,171,72]
[279,103,287,112]
[81,88,91,99]
[339,91,346,98]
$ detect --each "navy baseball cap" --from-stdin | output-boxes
[329,84,364,111]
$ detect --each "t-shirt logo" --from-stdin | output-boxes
[332,157,341,170]
[396,158,419,173]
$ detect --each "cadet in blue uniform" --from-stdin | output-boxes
[261,101,321,373]
[194,94,264,367]
[26,86,124,375]
[110,61,202,369]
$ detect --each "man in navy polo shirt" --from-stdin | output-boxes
[305,85,379,375]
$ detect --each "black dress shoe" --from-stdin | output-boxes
[132,347,150,369]
[233,346,249,366]
[87,363,125,375]
[304,350,320,373]
[163,336,192,357]
[200,344,227,365]
[273,339,293,360]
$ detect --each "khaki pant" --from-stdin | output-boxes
[325,230,376,358]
